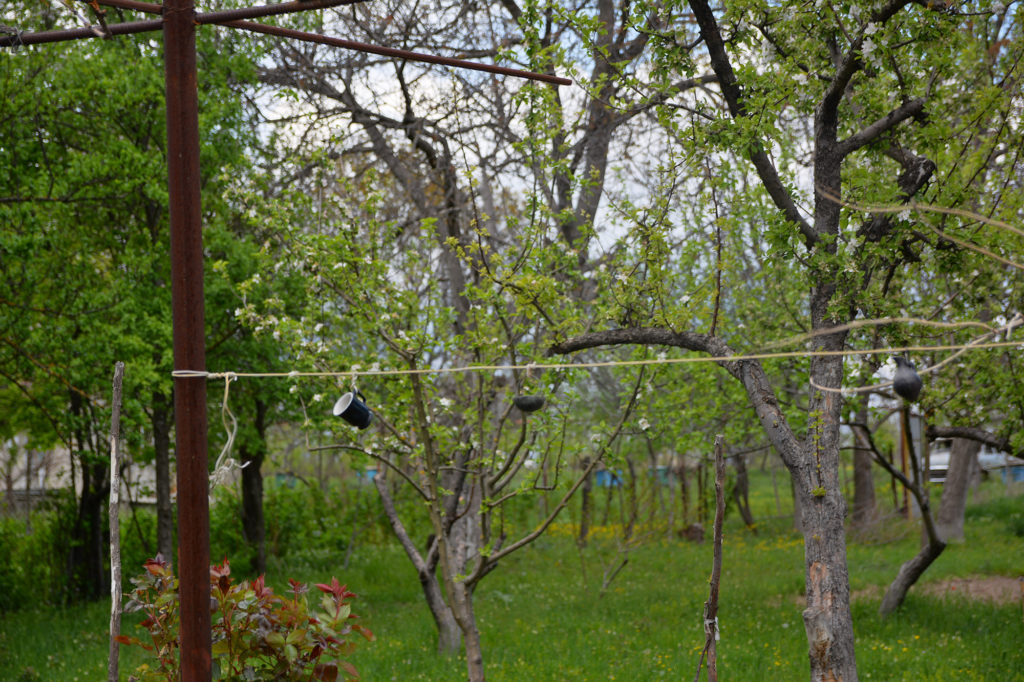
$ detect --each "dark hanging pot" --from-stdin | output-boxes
[513,394,545,413]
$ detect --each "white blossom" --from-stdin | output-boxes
[639,417,651,431]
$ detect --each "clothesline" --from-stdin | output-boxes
[173,339,1022,381]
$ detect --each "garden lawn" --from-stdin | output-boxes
[1,491,1022,680]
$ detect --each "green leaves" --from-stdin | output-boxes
[120,556,371,681]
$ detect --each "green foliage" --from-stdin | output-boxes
[0,491,79,610]
[117,555,373,681]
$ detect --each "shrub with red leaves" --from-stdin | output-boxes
[117,555,373,681]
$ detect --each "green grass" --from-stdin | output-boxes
[2,485,1022,680]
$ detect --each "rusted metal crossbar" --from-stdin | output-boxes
[0,0,572,85]
[1,2,569,679]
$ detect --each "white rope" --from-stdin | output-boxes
[208,372,248,489]
[171,339,1022,382]
[810,314,1022,395]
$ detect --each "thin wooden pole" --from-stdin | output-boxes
[695,435,725,682]
[107,362,125,682]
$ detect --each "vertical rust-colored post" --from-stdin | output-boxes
[164,0,211,679]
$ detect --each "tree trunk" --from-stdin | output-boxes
[879,407,946,617]
[851,408,876,527]
[445,479,486,681]
[67,391,108,601]
[878,537,945,617]
[240,399,268,575]
[373,475,461,655]
[152,391,174,561]
[578,457,592,547]
[731,453,756,530]
[798,485,856,680]
[24,448,32,532]
[794,358,857,680]
[791,475,804,533]
[798,290,857,680]
[452,582,484,682]
[935,438,981,543]
[679,459,690,526]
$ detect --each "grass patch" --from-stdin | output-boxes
[1,488,1022,680]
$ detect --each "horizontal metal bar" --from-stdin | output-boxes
[229,20,573,86]
[197,0,367,24]
[0,0,366,46]
[93,0,368,20]
[0,18,161,46]
[97,0,570,85]
[2,0,571,86]
[88,0,162,14]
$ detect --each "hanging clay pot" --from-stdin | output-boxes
[513,394,545,413]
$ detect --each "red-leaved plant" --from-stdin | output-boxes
[117,555,373,681]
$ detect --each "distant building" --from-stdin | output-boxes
[927,440,1024,484]
[1,437,169,515]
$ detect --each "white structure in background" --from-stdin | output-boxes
[927,440,1024,485]
[0,436,166,515]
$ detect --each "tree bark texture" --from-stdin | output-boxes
[878,408,946,616]
[373,475,461,655]
[699,435,726,682]
[935,438,982,542]
[578,457,593,547]
[240,398,268,575]
[151,391,175,561]
[107,362,125,682]
[878,539,945,617]
[68,389,109,600]
[851,407,877,527]
[730,453,755,530]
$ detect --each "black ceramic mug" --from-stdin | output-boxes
[333,391,373,429]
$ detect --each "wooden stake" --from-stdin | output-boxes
[107,361,125,682]
[695,435,725,682]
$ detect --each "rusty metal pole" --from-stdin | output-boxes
[163,0,211,679]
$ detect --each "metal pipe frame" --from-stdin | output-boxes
[1,1,570,679]
[1,0,572,85]
[163,1,210,678]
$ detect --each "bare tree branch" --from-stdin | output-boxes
[550,327,802,468]
[837,98,925,157]
[687,0,816,247]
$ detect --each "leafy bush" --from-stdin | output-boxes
[211,477,405,575]
[117,555,373,681]
[0,491,77,610]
